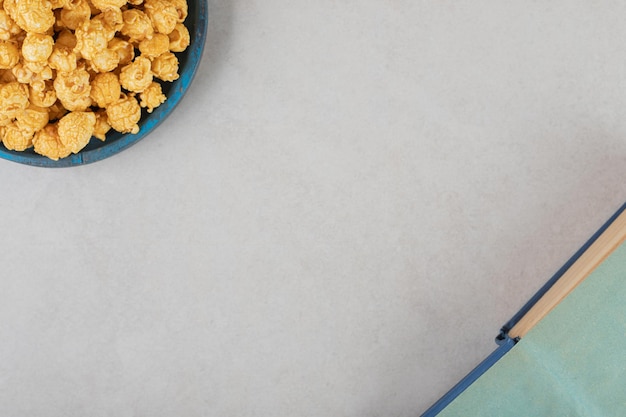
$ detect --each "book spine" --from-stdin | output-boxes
[499,201,626,337]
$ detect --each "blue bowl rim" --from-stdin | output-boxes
[0,0,209,168]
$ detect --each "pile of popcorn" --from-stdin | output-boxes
[0,0,190,160]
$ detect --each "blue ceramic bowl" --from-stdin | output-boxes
[0,1,208,167]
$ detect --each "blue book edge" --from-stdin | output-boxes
[420,201,626,417]
[420,336,516,417]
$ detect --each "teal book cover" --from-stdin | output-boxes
[422,202,626,417]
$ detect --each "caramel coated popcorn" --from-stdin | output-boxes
[108,37,134,65]
[58,1,91,31]
[58,110,95,153]
[29,82,57,108]
[16,104,49,133]
[138,32,169,58]
[143,0,177,35]
[139,81,165,113]
[54,65,92,111]
[7,0,55,34]
[90,72,121,108]
[49,43,79,73]
[0,10,22,41]
[119,56,152,92]
[33,124,71,160]
[151,51,179,82]
[120,9,152,41]
[3,122,34,151]
[107,93,140,134]
[22,33,55,64]
[0,82,29,119]
[168,23,189,52]
[0,0,190,160]
[0,41,19,69]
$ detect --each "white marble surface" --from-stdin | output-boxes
[2,1,626,416]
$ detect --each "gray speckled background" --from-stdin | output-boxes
[1,1,626,416]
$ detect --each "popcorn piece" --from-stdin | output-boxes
[54,66,92,111]
[89,48,120,73]
[150,52,179,82]
[29,81,57,108]
[74,18,113,61]
[168,23,189,52]
[57,111,95,153]
[93,109,110,140]
[119,56,153,92]
[170,0,188,22]
[22,33,54,63]
[120,9,153,42]
[108,37,134,65]
[10,0,55,34]
[0,40,19,68]
[91,14,118,42]
[0,81,29,119]
[16,104,49,133]
[48,44,78,73]
[143,0,177,35]
[33,124,71,160]
[90,72,121,107]
[139,81,165,113]
[97,7,123,33]
[138,33,169,58]
[59,0,91,31]
[0,10,22,41]
[2,122,34,151]
[107,93,140,134]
